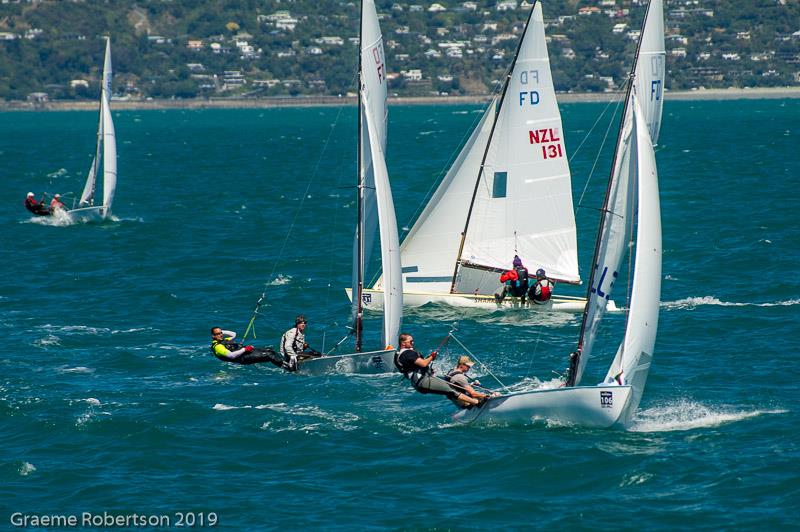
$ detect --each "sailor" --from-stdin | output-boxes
[210,327,282,366]
[528,268,555,305]
[494,255,529,302]
[50,193,65,212]
[444,355,498,408]
[24,192,50,216]
[280,315,321,372]
[394,333,479,407]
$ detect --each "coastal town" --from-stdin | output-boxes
[1,0,799,103]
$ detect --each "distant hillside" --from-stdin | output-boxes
[0,0,798,101]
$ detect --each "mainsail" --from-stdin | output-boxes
[350,0,399,349]
[569,0,664,386]
[391,0,579,298]
[603,95,662,417]
[78,37,117,218]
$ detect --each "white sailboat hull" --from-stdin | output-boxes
[346,288,615,313]
[296,349,397,376]
[452,385,634,428]
[63,206,106,222]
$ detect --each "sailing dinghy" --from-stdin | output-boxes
[350,1,584,312]
[454,0,665,428]
[293,0,402,376]
[64,37,117,222]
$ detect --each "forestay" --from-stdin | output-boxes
[395,1,579,296]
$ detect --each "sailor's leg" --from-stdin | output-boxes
[414,375,459,399]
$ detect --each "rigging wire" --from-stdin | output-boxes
[448,332,511,393]
[573,81,629,210]
[243,90,355,341]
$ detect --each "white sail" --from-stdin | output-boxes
[391,1,579,298]
[392,103,496,295]
[604,97,661,420]
[363,97,402,347]
[572,0,665,386]
[459,2,578,285]
[456,97,662,429]
[100,37,116,217]
[633,0,665,144]
[350,0,388,321]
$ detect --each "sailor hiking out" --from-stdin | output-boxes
[24,192,51,216]
[443,355,498,408]
[394,333,480,407]
[210,327,282,367]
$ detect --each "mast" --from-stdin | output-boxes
[448,0,540,294]
[567,0,655,387]
[354,0,365,352]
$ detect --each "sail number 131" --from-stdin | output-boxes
[529,128,563,160]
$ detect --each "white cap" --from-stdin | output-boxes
[54,194,61,198]
[27,192,34,197]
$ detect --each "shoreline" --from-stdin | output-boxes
[3,86,799,111]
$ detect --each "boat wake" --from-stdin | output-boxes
[662,296,800,309]
[629,399,788,432]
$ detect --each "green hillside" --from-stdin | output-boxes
[0,0,797,101]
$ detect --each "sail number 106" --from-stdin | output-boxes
[529,128,563,160]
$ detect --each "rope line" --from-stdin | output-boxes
[243,91,354,341]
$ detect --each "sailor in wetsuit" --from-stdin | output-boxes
[280,315,321,372]
[394,333,479,407]
[210,327,282,366]
[24,192,50,216]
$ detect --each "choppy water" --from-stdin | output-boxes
[2,100,798,529]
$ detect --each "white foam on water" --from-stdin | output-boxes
[212,403,252,411]
[41,324,110,335]
[83,398,101,406]
[663,296,800,310]
[629,399,788,432]
[35,335,61,347]
[19,462,37,476]
[58,366,94,374]
[268,274,292,286]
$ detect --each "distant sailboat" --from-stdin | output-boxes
[294,0,402,376]
[454,0,665,428]
[66,36,117,222]
[350,0,585,312]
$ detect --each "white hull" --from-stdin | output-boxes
[346,288,615,313]
[64,206,106,222]
[296,349,397,376]
[452,385,634,428]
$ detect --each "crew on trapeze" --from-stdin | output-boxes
[24,192,51,216]
[494,255,529,303]
[210,327,283,367]
[280,314,322,372]
[528,268,554,305]
[394,333,483,408]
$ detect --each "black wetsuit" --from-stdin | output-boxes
[395,348,458,399]
[211,340,283,367]
[25,198,50,216]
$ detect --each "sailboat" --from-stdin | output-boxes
[64,36,117,222]
[453,0,665,428]
[293,0,402,376]
[349,0,586,312]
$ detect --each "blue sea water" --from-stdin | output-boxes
[1,99,798,529]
